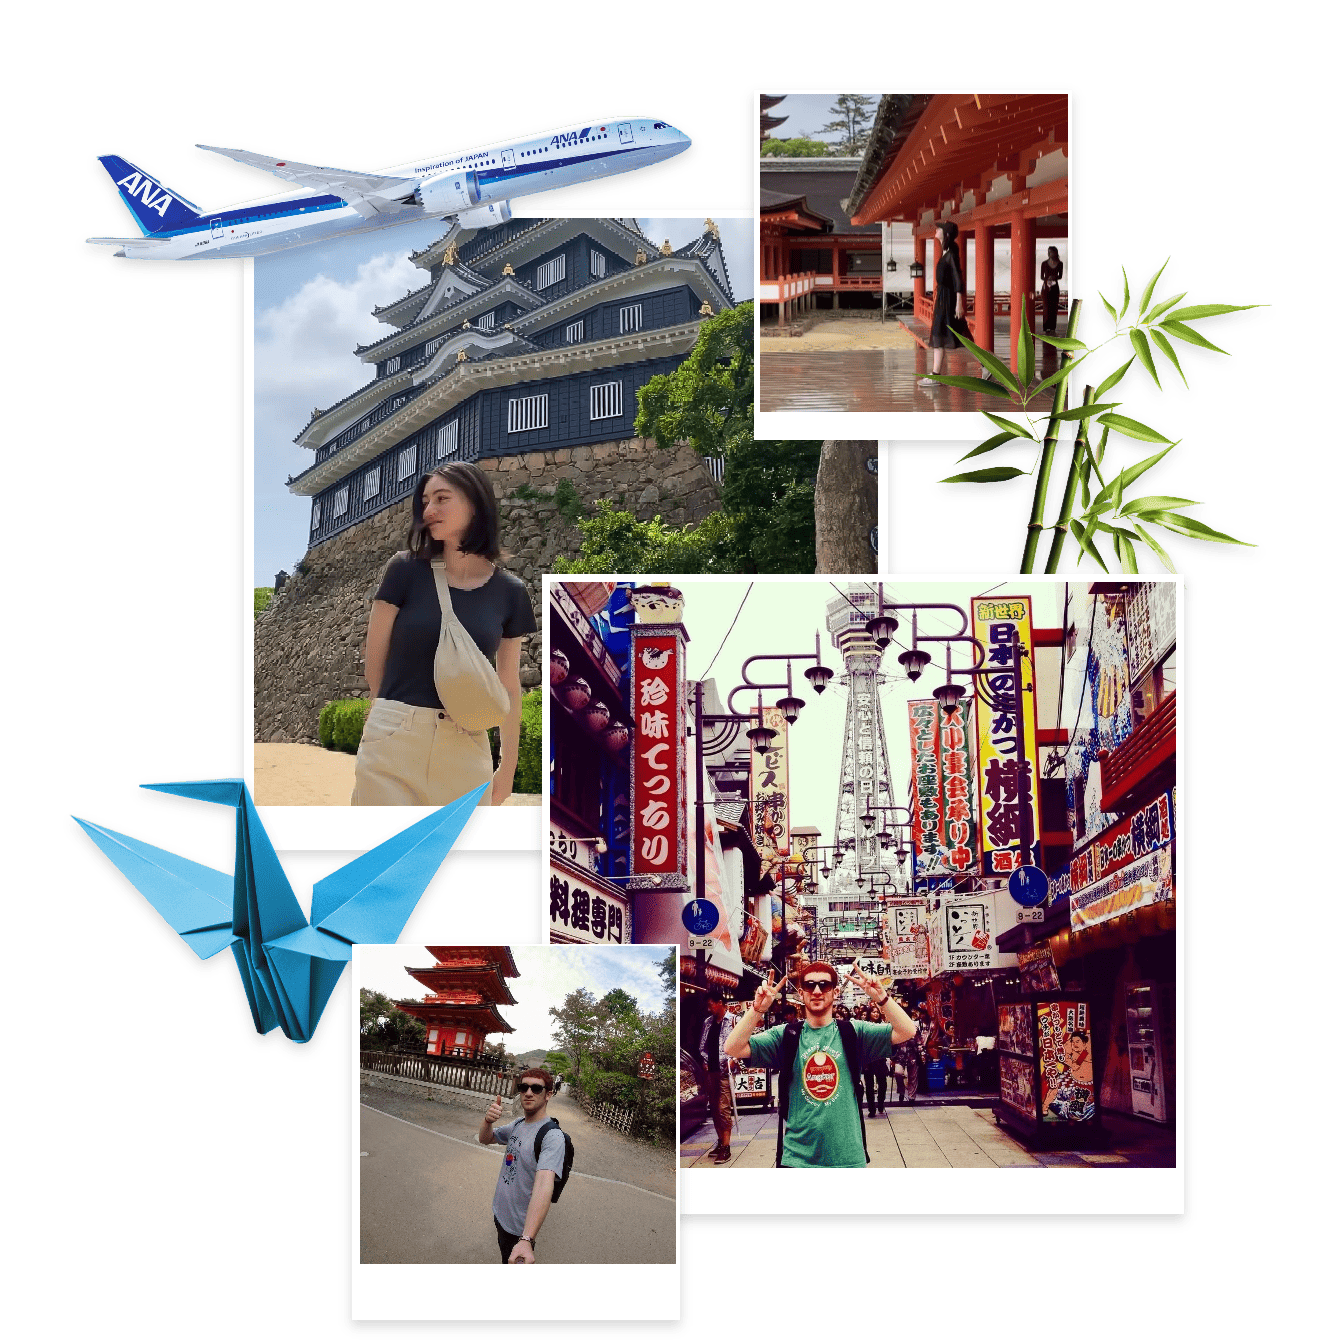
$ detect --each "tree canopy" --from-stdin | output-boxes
[818,94,878,156]
[760,137,832,157]
[359,988,426,1052]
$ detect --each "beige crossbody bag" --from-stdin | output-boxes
[430,560,511,732]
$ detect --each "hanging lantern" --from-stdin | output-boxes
[804,663,835,694]
[898,647,932,681]
[933,682,965,714]
[582,700,611,734]
[561,677,592,712]
[865,612,898,646]
[909,259,925,279]
[776,694,805,724]
[549,649,570,686]
[603,721,630,754]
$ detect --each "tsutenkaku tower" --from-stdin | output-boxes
[825,586,899,891]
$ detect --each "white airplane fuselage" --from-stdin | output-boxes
[105,119,689,260]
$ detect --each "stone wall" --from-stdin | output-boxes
[255,436,719,744]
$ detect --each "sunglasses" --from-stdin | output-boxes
[801,979,835,993]
[516,1083,547,1094]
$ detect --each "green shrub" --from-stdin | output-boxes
[319,697,371,753]
[515,689,542,794]
[254,587,274,617]
[552,478,582,523]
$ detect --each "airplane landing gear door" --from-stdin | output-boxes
[1125,981,1167,1122]
[500,148,515,170]
[210,218,224,240]
[617,122,634,144]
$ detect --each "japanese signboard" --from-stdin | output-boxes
[929,892,997,973]
[970,596,1041,877]
[732,1066,768,1100]
[998,1002,1036,1057]
[1070,845,1173,931]
[1000,1056,1038,1122]
[751,706,791,873]
[1037,1000,1097,1122]
[1070,791,1174,892]
[1017,944,1062,993]
[909,698,978,881]
[628,623,687,890]
[884,900,930,979]
[548,855,631,945]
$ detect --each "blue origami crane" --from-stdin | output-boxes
[74,778,486,1043]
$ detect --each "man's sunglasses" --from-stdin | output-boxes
[801,979,835,993]
[516,1082,547,1094]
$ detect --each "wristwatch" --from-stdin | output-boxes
[518,1235,535,1247]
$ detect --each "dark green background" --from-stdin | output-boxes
[15,5,1306,1338]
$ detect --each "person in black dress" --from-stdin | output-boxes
[1041,246,1064,334]
[919,220,966,385]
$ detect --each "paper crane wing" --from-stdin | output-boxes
[77,778,487,1045]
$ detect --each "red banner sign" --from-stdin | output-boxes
[629,627,687,888]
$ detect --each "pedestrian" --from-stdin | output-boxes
[919,220,967,386]
[725,963,917,1168]
[1040,246,1064,334]
[552,1072,563,1096]
[697,990,736,1163]
[351,461,537,807]
[478,1067,565,1264]
[863,1004,891,1116]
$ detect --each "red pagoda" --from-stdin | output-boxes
[395,946,519,1059]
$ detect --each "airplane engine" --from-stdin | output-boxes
[456,200,512,229]
[417,170,483,213]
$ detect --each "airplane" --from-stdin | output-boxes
[88,117,690,260]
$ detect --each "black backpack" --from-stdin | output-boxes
[775,1019,868,1168]
[533,1118,575,1202]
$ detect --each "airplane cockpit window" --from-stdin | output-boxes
[654,122,668,130]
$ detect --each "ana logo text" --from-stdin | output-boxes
[547,128,590,150]
[116,172,173,218]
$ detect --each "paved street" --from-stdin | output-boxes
[682,1103,1174,1169]
[360,1084,675,1264]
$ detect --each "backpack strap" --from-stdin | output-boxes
[775,1021,802,1169]
[532,1117,560,1160]
[836,1018,870,1165]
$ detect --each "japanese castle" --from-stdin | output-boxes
[288,217,734,546]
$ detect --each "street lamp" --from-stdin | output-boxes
[898,646,932,681]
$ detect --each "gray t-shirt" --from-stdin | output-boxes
[491,1117,566,1237]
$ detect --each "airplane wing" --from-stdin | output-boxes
[86,235,177,247]
[197,144,419,217]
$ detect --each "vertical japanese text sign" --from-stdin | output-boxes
[751,706,791,874]
[909,699,943,879]
[909,698,978,880]
[970,596,1041,875]
[628,587,688,892]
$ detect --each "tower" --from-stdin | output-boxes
[395,946,519,1058]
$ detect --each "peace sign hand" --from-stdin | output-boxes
[752,969,787,1015]
[846,962,891,1003]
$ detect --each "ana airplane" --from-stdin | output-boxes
[88,118,690,260]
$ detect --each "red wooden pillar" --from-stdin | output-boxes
[913,232,926,310]
[1009,213,1036,340]
[974,221,995,351]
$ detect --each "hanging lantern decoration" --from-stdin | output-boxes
[549,649,570,686]
[582,700,611,734]
[909,259,925,279]
[603,721,631,754]
[561,677,592,712]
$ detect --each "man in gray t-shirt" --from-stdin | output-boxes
[479,1067,566,1264]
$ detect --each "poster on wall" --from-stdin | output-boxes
[751,705,791,876]
[884,901,930,978]
[1037,1000,1096,1123]
[1000,1055,1038,1122]
[998,1001,1035,1057]
[970,596,1041,876]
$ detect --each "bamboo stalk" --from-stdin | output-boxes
[1044,384,1097,573]
[1019,297,1083,573]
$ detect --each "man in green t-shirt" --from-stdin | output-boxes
[725,961,917,1167]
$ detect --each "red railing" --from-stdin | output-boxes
[1100,691,1176,814]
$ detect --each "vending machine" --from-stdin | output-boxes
[1125,981,1167,1122]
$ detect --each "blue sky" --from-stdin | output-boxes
[763,94,878,144]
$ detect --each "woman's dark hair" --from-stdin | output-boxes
[408,461,502,561]
[939,220,960,253]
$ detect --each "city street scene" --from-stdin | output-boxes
[357,943,676,1264]
[547,577,1176,1170]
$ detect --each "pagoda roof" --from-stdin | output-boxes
[760,159,875,235]
[759,192,836,234]
[394,1000,516,1034]
[424,945,521,978]
[405,965,518,1005]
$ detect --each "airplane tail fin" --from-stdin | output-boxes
[97,154,205,236]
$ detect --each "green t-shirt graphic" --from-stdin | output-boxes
[747,1020,894,1168]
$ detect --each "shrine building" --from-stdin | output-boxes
[287,217,734,549]
[395,945,520,1059]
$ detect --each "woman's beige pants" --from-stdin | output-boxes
[351,698,494,806]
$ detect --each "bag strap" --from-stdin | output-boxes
[533,1117,559,1161]
[430,559,459,624]
[775,1021,802,1169]
[837,1018,870,1164]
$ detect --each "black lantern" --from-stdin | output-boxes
[933,682,965,714]
[746,720,776,752]
[776,694,806,724]
[804,663,835,695]
[898,647,932,681]
[865,612,899,646]
[885,256,897,273]
[909,259,925,279]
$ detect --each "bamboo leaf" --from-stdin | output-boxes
[1036,334,1088,351]
[925,373,1019,398]
[1099,292,1119,323]
[1098,413,1174,444]
[1119,443,1175,491]
[1017,296,1033,388]
[1166,303,1260,322]
[1138,510,1254,545]
[1052,402,1122,422]
[1132,523,1176,573]
[1118,495,1201,516]
[1028,357,1084,400]
[1079,463,1091,509]
[1143,292,1186,324]
[1135,259,1169,321]
[982,411,1035,439]
[1085,470,1124,516]
[1070,518,1110,572]
[1095,356,1135,399]
[940,466,1029,484]
[1112,528,1139,574]
[955,331,1022,395]
[1129,328,1161,389]
[959,431,1020,461]
[1160,320,1229,354]
[1149,328,1188,387]
[1120,268,1130,317]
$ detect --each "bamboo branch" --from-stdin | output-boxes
[1044,384,1097,573]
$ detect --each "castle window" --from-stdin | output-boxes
[311,500,322,530]
[507,393,549,433]
[590,249,606,278]
[620,303,643,333]
[439,420,459,460]
[426,337,443,357]
[565,320,584,343]
[477,311,495,331]
[332,486,349,518]
[398,443,417,481]
[385,356,400,375]
[590,380,623,421]
[363,466,381,498]
[535,254,566,290]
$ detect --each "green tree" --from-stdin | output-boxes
[818,94,878,156]
[359,988,427,1052]
[761,137,832,157]
[254,587,274,617]
[554,506,742,574]
[549,987,600,1077]
[721,438,820,571]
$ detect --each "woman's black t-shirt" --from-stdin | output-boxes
[374,554,537,709]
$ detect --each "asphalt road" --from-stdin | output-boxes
[359,1085,676,1265]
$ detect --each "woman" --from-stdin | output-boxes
[919,220,966,385]
[1040,246,1064,334]
[351,461,536,807]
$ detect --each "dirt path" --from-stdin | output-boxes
[760,315,916,353]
